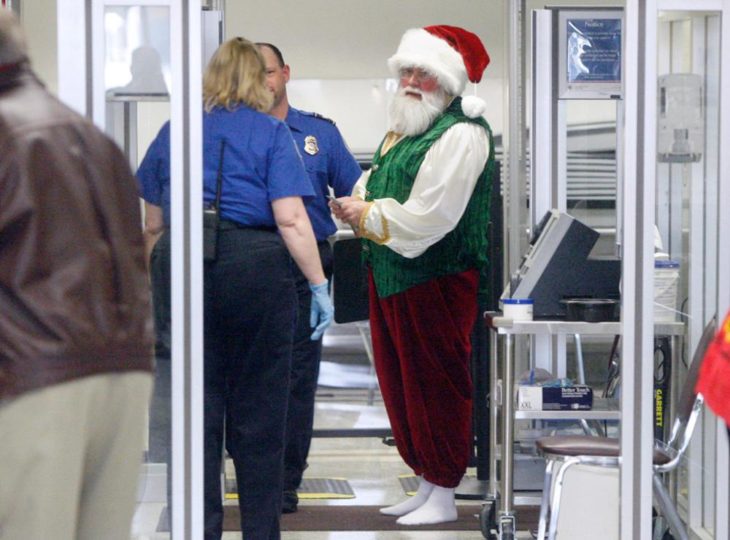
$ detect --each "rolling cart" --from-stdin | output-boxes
[479,314,683,539]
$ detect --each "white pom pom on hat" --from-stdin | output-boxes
[460,95,487,119]
[388,25,490,100]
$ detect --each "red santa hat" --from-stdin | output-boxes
[388,25,490,117]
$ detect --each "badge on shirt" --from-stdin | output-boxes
[303,135,319,156]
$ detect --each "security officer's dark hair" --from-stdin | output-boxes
[255,42,285,68]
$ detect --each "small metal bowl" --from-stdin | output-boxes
[561,298,619,322]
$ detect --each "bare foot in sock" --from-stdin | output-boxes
[396,486,457,525]
[379,478,434,516]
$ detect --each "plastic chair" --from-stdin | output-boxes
[534,318,717,540]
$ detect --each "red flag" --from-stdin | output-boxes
[696,311,730,425]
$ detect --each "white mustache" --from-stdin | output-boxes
[400,86,422,97]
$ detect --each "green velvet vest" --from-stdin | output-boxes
[363,97,495,298]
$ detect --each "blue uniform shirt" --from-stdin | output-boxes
[137,105,314,227]
[285,108,361,241]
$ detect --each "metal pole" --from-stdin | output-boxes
[501,334,515,519]
[506,0,527,280]
[489,325,499,499]
[621,2,658,538]
[170,1,204,537]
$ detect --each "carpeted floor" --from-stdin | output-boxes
[276,505,482,532]
[157,504,540,532]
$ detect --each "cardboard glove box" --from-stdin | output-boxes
[517,385,593,411]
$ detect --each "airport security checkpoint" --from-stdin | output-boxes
[4,1,730,539]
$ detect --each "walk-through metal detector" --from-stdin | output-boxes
[58,1,212,538]
[481,3,730,539]
[528,6,624,381]
[480,6,624,539]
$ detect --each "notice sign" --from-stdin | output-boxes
[559,10,623,99]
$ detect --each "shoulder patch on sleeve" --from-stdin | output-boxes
[301,110,336,125]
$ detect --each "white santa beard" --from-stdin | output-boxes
[388,86,448,136]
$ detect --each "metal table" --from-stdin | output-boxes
[480,314,684,539]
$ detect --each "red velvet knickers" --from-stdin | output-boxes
[368,268,479,488]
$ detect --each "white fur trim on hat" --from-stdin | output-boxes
[387,28,467,96]
[461,95,487,119]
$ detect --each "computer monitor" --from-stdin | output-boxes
[505,210,620,318]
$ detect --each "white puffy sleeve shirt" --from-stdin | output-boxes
[353,123,490,259]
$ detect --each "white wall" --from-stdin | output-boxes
[227,1,508,154]
[20,0,57,95]
[226,0,623,153]
[21,0,623,154]
[226,0,507,80]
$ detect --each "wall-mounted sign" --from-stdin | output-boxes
[558,10,623,100]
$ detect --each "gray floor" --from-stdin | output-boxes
[130,322,531,539]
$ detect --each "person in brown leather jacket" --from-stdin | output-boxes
[0,11,154,540]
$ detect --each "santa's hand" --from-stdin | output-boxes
[328,197,345,219]
[329,196,357,218]
[338,199,369,229]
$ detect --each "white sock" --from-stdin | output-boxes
[396,485,457,525]
[379,478,434,516]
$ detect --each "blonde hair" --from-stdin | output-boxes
[203,37,273,113]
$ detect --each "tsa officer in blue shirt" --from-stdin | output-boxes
[137,37,334,540]
[257,43,362,514]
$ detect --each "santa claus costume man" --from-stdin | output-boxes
[331,25,495,525]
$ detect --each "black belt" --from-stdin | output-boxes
[219,219,276,232]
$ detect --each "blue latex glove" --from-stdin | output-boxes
[309,280,334,341]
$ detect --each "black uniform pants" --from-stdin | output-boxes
[150,230,172,359]
[204,228,296,540]
[283,241,333,492]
